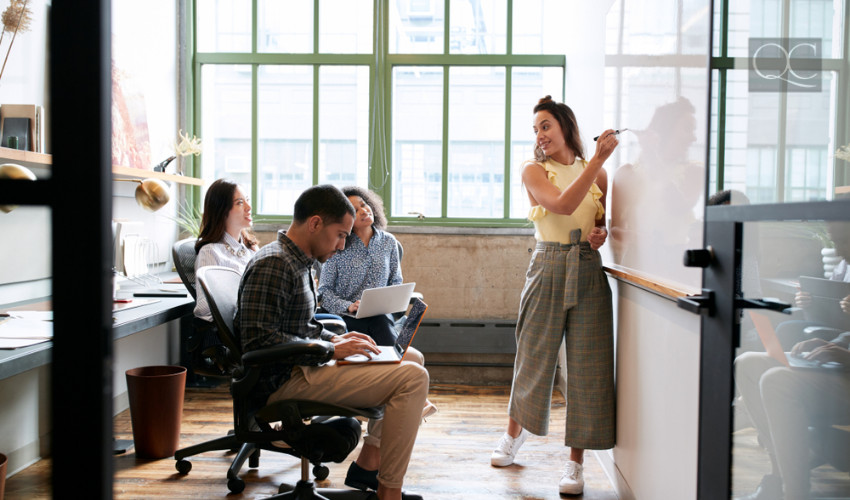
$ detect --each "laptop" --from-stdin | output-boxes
[338,298,427,364]
[350,282,416,319]
[749,311,846,370]
[798,276,850,331]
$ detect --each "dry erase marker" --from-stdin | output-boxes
[593,128,628,141]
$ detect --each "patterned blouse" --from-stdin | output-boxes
[193,231,255,321]
[318,228,402,315]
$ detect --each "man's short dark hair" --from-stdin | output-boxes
[293,184,355,224]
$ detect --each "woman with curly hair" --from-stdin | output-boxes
[318,186,401,345]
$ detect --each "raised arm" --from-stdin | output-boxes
[523,130,618,215]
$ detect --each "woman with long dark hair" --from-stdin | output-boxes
[490,96,618,496]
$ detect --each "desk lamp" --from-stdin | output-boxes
[0,162,37,213]
[115,177,170,211]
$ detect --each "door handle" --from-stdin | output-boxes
[683,247,714,268]
[735,297,792,314]
[677,289,715,316]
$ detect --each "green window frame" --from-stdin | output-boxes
[190,0,566,227]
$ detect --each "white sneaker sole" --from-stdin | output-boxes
[490,455,514,467]
[559,484,583,495]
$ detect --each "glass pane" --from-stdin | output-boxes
[196,0,252,52]
[613,0,708,55]
[447,66,505,218]
[732,219,850,499]
[318,66,370,188]
[258,0,313,53]
[392,66,443,217]
[510,66,563,219]
[200,64,253,192]
[604,66,707,287]
[724,0,844,59]
[389,0,445,54]
[257,65,314,215]
[713,70,841,204]
[512,0,569,55]
[449,0,506,55]
[320,0,373,53]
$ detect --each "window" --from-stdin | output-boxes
[708,0,848,203]
[194,0,565,224]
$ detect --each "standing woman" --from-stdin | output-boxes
[490,96,618,496]
[318,186,402,346]
[191,179,258,368]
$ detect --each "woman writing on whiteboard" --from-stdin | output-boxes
[490,96,618,496]
[318,186,403,346]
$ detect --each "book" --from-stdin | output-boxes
[1,117,31,151]
[0,104,42,152]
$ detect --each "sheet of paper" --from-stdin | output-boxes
[0,318,54,339]
[0,337,50,349]
[7,310,53,321]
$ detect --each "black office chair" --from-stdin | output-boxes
[175,266,382,498]
[172,238,198,299]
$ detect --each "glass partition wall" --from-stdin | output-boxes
[702,0,850,498]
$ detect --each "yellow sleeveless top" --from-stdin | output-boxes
[527,158,605,244]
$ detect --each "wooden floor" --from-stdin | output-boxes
[5,384,618,500]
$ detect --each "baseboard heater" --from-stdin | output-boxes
[411,319,517,367]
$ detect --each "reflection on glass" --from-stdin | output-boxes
[257,65,313,215]
[447,66,505,218]
[510,67,563,218]
[712,70,838,204]
[200,65,252,194]
[196,0,252,52]
[609,95,704,285]
[449,0,506,55]
[611,0,707,55]
[732,220,850,499]
[319,0,373,53]
[389,0,445,54]
[318,66,370,188]
[392,66,443,217]
[512,0,569,55]
[258,0,313,53]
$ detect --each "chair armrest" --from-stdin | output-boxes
[242,339,334,367]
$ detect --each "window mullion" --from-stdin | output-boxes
[442,66,449,219]
[504,66,511,220]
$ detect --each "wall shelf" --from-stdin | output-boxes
[112,165,203,186]
[0,148,203,186]
[0,146,52,165]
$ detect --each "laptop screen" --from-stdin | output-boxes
[395,298,428,356]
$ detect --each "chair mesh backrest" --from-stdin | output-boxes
[197,266,243,358]
[172,238,198,299]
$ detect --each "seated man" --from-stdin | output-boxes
[735,332,850,500]
[236,184,429,500]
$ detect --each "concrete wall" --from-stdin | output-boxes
[255,229,537,321]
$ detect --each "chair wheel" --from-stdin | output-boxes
[228,477,245,494]
[175,459,192,474]
[249,449,260,468]
[313,465,329,481]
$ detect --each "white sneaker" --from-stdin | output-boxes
[490,429,529,467]
[559,460,584,495]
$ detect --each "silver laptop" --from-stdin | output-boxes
[350,282,416,319]
[339,298,427,364]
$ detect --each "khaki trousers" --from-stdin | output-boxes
[268,348,429,488]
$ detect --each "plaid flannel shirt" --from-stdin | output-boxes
[236,230,337,400]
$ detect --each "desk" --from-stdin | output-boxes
[0,276,194,381]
